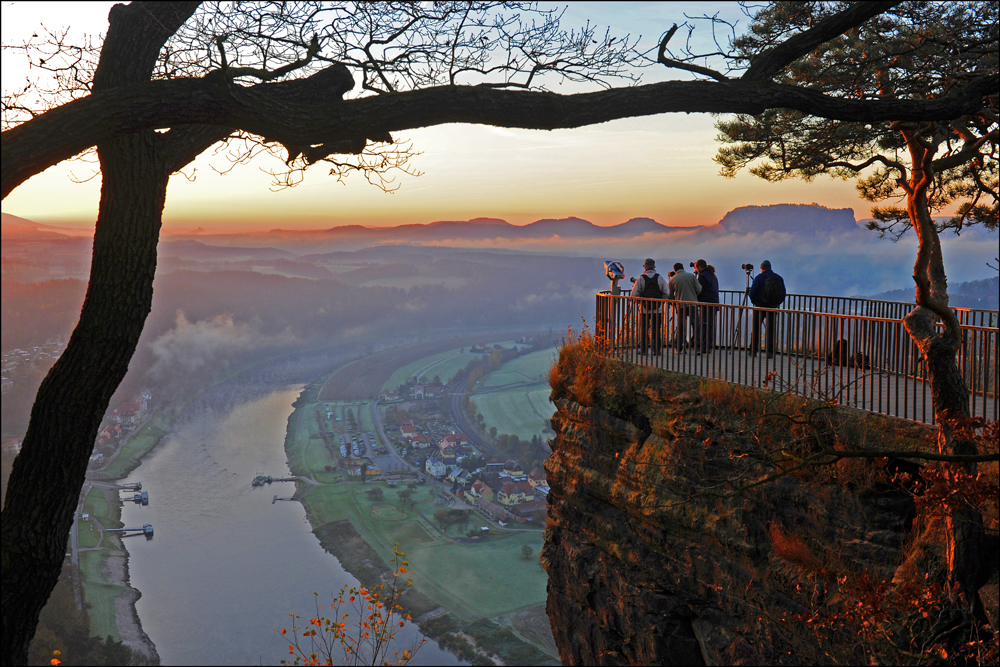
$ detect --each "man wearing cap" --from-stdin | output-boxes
[748,260,786,358]
[631,259,669,355]
[668,262,702,352]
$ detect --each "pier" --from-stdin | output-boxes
[107,523,154,537]
[252,474,298,487]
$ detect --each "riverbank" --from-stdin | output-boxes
[283,366,558,665]
[76,343,362,661]
[105,550,158,662]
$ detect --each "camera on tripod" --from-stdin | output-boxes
[741,263,754,272]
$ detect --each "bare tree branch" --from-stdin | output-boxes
[741,1,903,83]
[656,24,730,82]
[5,72,994,200]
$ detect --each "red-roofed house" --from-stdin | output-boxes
[496,481,534,507]
[468,480,494,502]
[411,433,432,449]
[527,468,547,487]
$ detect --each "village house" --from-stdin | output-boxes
[533,484,551,501]
[423,382,445,398]
[400,422,417,440]
[440,432,468,449]
[111,399,145,430]
[475,497,510,523]
[511,499,546,523]
[467,479,494,503]
[448,467,472,487]
[411,433,432,449]
[527,468,547,487]
[1,437,21,454]
[470,343,488,354]
[496,480,534,508]
[425,456,447,478]
[440,450,457,472]
[382,391,402,402]
[498,460,526,482]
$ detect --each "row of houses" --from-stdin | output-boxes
[383,380,446,402]
[90,390,153,466]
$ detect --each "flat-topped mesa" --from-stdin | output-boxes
[717,203,858,235]
[540,345,995,665]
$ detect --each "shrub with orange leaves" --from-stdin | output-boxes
[278,545,425,666]
[768,417,1000,665]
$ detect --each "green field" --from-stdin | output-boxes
[79,550,124,641]
[480,348,558,388]
[383,348,465,392]
[301,481,547,621]
[285,396,336,477]
[382,340,526,392]
[78,519,101,549]
[474,385,555,441]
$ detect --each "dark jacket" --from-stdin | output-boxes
[749,269,784,307]
[697,270,719,304]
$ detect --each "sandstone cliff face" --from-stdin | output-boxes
[541,369,928,666]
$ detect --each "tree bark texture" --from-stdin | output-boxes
[3,68,995,200]
[0,3,199,664]
[899,130,987,607]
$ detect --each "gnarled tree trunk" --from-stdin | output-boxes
[900,129,986,607]
[0,4,200,664]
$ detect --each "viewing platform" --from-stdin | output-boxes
[596,290,997,426]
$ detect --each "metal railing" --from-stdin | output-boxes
[596,292,998,426]
[719,290,999,327]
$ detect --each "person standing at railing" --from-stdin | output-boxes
[694,259,719,354]
[748,259,786,358]
[631,258,669,355]
[668,262,702,353]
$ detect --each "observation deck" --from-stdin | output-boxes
[595,290,997,425]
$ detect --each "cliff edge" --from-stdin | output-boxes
[541,341,998,665]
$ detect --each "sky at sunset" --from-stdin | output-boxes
[3,2,873,232]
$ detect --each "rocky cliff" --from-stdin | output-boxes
[541,345,997,665]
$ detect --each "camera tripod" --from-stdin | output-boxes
[731,266,754,348]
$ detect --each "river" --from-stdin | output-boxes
[120,382,462,666]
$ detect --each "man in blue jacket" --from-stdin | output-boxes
[694,259,719,353]
[748,260,786,358]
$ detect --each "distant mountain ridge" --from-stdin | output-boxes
[158,203,854,250]
[3,204,854,248]
[860,276,999,310]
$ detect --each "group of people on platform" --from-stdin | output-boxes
[629,258,785,357]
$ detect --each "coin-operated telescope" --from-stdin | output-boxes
[604,261,625,295]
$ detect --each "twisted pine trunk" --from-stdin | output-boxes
[900,130,987,607]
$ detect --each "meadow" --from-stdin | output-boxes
[382,338,523,392]
[473,348,558,440]
[480,348,558,388]
[299,481,548,621]
[474,386,555,441]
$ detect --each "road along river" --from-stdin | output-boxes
[119,380,462,665]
